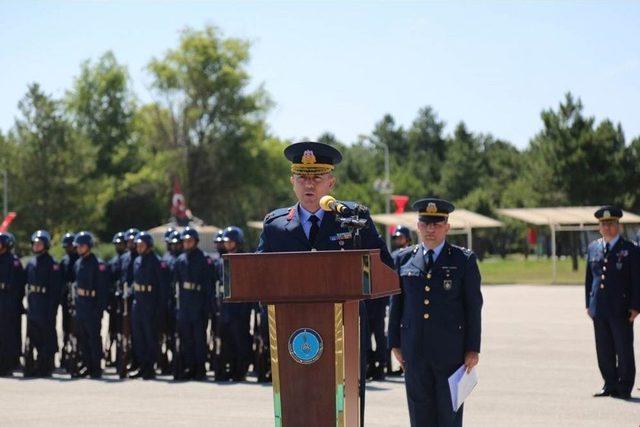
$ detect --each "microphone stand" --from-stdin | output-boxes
[336,215,367,249]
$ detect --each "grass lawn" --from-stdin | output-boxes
[479,255,585,285]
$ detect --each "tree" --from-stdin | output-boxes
[146,25,276,227]
[9,84,97,244]
[439,122,483,201]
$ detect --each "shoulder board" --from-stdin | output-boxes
[451,245,473,256]
[412,244,419,255]
[264,207,293,224]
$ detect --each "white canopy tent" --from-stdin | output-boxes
[497,207,640,283]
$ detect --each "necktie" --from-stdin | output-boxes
[426,249,435,272]
[604,242,610,256]
[309,215,320,246]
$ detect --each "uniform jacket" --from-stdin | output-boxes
[388,241,483,366]
[585,237,640,318]
[26,253,62,322]
[73,253,109,319]
[132,251,168,317]
[0,251,25,317]
[256,202,393,268]
[173,248,216,321]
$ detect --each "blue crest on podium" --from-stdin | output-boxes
[288,328,323,364]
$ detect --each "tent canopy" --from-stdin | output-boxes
[371,209,502,231]
[497,206,640,226]
[148,223,222,253]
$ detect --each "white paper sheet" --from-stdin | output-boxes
[448,365,478,412]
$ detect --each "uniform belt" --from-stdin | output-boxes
[28,284,47,294]
[77,288,96,297]
[182,282,202,291]
[133,283,153,292]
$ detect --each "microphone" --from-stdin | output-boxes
[319,196,367,216]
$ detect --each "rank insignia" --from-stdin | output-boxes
[443,280,453,291]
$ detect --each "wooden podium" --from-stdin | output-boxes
[222,249,399,427]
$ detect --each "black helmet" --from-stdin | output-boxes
[0,232,11,249]
[164,227,177,243]
[181,227,199,242]
[61,232,76,248]
[73,231,94,248]
[6,232,15,249]
[214,229,224,243]
[125,228,140,241]
[31,230,51,249]
[222,226,244,245]
[112,231,125,244]
[169,230,182,244]
[392,225,411,241]
[134,231,154,247]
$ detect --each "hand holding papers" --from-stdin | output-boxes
[448,364,478,412]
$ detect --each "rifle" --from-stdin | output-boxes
[210,277,226,379]
[172,281,182,379]
[116,282,131,379]
[253,305,271,383]
[63,282,82,376]
[103,278,119,366]
[22,285,34,376]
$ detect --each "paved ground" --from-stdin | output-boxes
[1,285,639,426]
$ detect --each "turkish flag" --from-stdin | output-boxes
[170,178,188,220]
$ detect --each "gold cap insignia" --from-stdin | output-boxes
[603,210,611,218]
[301,150,317,165]
[426,202,438,214]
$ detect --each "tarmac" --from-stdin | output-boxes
[0,284,639,426]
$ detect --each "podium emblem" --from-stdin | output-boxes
[288,328,323,364]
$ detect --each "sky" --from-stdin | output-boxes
[1,1,639,149]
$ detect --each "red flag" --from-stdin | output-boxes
[170,178,189,220]
[0,212,17,232]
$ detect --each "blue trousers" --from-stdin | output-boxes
[404,360,463,427]
[177,317,207,367]
[75,314,103,375]
[593,316,635,394]
[131,307,157,373]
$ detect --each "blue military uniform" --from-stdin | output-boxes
[73,250,109,378]
[25,250,63,377]
[389,199,483,427]
[0,235,25,376]
[131,235,169,379]
[218,226,254,382]
[173,240,216,379]
[586,206,640,398]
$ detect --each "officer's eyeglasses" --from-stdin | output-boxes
[293,174,329,184]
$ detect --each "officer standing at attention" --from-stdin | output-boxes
[218,226,253,382]
[60,232,78,367]
[0,232,25,376]
[586,206,640,400]
[105,231,126,366]
[386,224,412,377]
[72,231,109,378]
[24,230,62,377]
[173,227,216,380]
[129,231,167,380]
[6,234,25,372]
[389,199,483,427]
[256,141,392,426]
[160,229,182,375]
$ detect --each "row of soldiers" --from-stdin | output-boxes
[0,226,270,381]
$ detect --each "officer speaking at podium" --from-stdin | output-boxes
[256,141,393,426]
